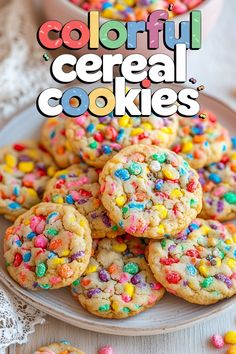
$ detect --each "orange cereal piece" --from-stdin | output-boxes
[50,239,62,250]
[58,264,74,279]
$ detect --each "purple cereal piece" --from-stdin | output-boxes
[87,288,101,298]
[168,244,176,252]
[215,273,232,288]
[131,274,141,285]
[101,213,111,228]
[18,155,32,162]
[98,269,110,282]
[76,199,88,205]
[70,251,85,261]
[217,200,224,213]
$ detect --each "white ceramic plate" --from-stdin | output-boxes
[0,91,236,336]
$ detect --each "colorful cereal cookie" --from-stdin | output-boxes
[40,117,80,168]
[0,141,57,221]
[71,235,164,318]
[34,341,84,354]
[44,164,122,238]
[172,112,232,169]
[65,112,179,168]
[198,149,236,221]
[148,219,236,305]
[99,144,202,238]
[4,202,92,290]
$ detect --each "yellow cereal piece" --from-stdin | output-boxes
[226,238,233,245]
[86,264,97,274]
[215,258,221,267]
[170,189,183,199]
[124,283,134,297]
[131,128,144,136]
[53,195,64,204]
[207,237,217,247]
[225,331,236,344]
[18,161,34,173]
[47,166,57,177]
[188,279,198,290]
[231,152,236,160]
[182,141,193,153]
[55,169,68,177]
[198,265,209,277]
[162,168,174,180]
[227,258,236,269]
[161,127,172,134]
[24,219,30,226]
[115,3,125,10]
[119,115,130,127]
[156,132,166,142]
[68,216,76,223]
[200,225,210,234]
[61,249,70,257]
[112,301,119,312]
[153,205,168,219]
[5,154,17,168]
[79,219,86,227]
[115,195,127,207]
[3,166,13,173]
[156,224,165,235]
[112,243,127,253]
[50,257,65,266]
[96,124,105,130]
[27,188,38,198]
[141,123,153,130]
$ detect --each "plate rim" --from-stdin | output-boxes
[1,89,236,336]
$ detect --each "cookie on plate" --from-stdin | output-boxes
[148,219,236,305]
[0,141,57,221]
[71,235,164,319]
[4,202,92,290]
[198,149,236,221]
[65,112,179,168]
[172,112,232,169]
[34,341,84,354]
[43,164,122,238]
[99,144,202,238]
[40,117,80,168]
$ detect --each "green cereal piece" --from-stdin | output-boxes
[39,283,51,289]
[112,225,118,231]
[200,277,214,288]
[98,304,110,312]
[89,141,98,149]
[123,262,139,275]
[46,228,59,236]
[123,307,131,313]
[128,162,142,175]
[122,206,129,214]
[152,153,166,163]
[224,192,236,204]
[72,279,80,286]
[36,262,47,277]
[161,240,166,248]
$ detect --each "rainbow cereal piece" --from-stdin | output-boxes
[99,144,202,239]
[44,164,123,238]
[0,141,58,221]
[4,203,92,290]
[40,117,80,168]
[198,148,236,221]
[65,112,179,168]
[34,341,84,354]
[71,235,164,318]
[172,112,232,169]
[148,219,236,305]
[76,0,205,21]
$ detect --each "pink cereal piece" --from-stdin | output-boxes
[70,190,81,201]
[76,129,85,138]
[49,276,62,285]
[98,346,114,354]
[210,334,224,349]
[30,216,41,232]
[173,1,188,14]
[231,273,236,280]
[213,186,226,197]
[119,273,130,283]
[76,115,87,125]
[35,219,46,234]
[122,294,131,302]
[152,282,163,290]
[34,234,48,249]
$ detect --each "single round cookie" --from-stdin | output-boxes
[65,112,179,168]
[99,144,202,238]
[198,149,236,221]
[0,141,57,221]
[148,219,236,305]
[71,235,164,319]
[40,117,80,168]
[172,112,232,169]
[4,202,92,290]
[43,164,122,238]
[34,341,84,354]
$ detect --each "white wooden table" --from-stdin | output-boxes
[7,1,236,353]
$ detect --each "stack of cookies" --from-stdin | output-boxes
[1,107,236,320]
